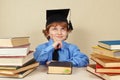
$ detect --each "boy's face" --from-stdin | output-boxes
[48,25,68,41]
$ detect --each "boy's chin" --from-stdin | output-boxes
[56,38,65,41]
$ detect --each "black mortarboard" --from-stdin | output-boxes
[46,9,73,30]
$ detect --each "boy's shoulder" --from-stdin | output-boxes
[64,41,79,49]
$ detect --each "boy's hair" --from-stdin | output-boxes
[43,22,71,40]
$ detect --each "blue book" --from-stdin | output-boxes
[98,40,120,50]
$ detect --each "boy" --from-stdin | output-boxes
[34,9,89,67]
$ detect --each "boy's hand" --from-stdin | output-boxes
[46,60,57,65]
[52,41,62,49]
[52,36,62,49]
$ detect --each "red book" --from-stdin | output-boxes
[96,63,120,73]
[87,64,120,80]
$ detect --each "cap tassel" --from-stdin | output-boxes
[68,20,73,30]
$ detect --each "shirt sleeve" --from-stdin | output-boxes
[34,44,54,64]
[67,44,89,67]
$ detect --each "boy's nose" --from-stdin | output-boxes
[58,30,62,34]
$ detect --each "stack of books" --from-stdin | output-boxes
[87,40,120,80]
[0,37,39,78]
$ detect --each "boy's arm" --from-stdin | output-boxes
[67,45,89,67]
[34,45,54,64]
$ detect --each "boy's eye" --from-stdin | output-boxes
[52,27,57,30]
[61,28,67,31]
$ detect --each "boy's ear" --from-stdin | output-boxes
[43,29,50,40]
[65,34,68,40]
[46,31,51,40]
[68,30,72,33]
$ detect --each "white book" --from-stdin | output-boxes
[0,44,30,56]
[98,40,120,50]
[0,51,34,66]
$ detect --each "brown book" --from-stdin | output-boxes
[91,53,120,61]
[0,62,39,75]
[48,62,72,74]
[0,68,36,78]
[91,54,120,67]
[92,46,120,58]
[0,37,30,47]
[87,64,120,80]
[96,63,120,73]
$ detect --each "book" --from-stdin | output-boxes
[0,68,36,78]
[0,51,34,66]
[48,62,72,74]
[0,44,30,56]
[87,64,120,80]
[98,40,120,50]
[91,53,120,61]
[92,46,120,58]
[0,36,30,47]
[0,62,39,75]
[0,59,36,70]
[96,63,120,73]
[91,54,120,67]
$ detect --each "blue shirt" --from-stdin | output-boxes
[34,39,89,67]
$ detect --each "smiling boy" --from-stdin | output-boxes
[34,9,89,67]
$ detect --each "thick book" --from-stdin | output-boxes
[0,36,30,47]
[48,62,72,74]
[91,53,120,61]
[96,63,120,73]
[91,54,120,67]
[0,59,36,70]
[0,44,30,56]
[98,40,120,50]
[0,68,36,78]
[92,46,120,58]
[0,51,34,66]
[87,64,120,80]
[0,62,39,75]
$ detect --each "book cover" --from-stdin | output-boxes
[0,62,39,75]
[96,63,120,73]
[92,46,120,58]
[0,44,30,56]
[87,64,120,80]
[0,51,34,66]
[91,54,120,67]
[0,36,30,47]
[48,62,72,74]
[0,68,36,78]
[98,40,120,50]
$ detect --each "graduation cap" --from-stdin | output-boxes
[46,9,73,30]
